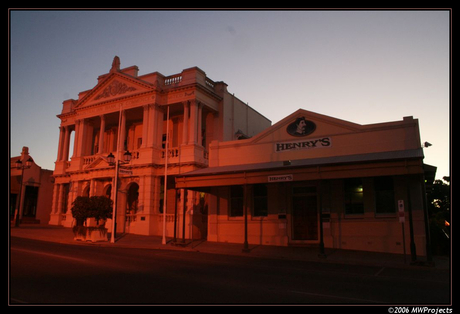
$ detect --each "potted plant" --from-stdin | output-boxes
[71,196,113,242]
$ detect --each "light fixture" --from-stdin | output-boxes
[26,157,33,168]
[15,159,22,169]
[107,153,115,164]
[123,150,132,162]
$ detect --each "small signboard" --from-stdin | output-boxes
[268,174,293,183]
[398,200,405,223]
[119,168,133,175]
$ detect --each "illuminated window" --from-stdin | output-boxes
[344,178,364,215]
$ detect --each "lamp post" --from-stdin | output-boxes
[14,157,33,227]
[107,150,132,243]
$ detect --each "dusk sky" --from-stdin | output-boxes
[10,10,450,179]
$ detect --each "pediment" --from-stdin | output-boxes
[250,109,362,144]
[75,72,154,108]
[84,156,112,170]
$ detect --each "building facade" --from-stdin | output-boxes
[176,109,435,257]
[50,56,271,238]
[11,147,54,224]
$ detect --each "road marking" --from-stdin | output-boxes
[289,290,383,303]
[11,248,88,263]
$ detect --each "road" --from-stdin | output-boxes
[10,237,450,305]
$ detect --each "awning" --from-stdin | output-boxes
[176,148,424,189]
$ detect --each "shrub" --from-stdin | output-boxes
[71,196,113,226]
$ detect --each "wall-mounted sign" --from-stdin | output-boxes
[398,200,405,223]
[286,117,316,137]
[268,174,293,182]
[275,137,331,152]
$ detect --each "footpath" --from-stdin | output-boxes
[10,224,449,271]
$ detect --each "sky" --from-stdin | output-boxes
[10,9,450,179]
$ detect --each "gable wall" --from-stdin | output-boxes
[209,110,421,167]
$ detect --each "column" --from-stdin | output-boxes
[76,119,84,157]
[56,126,65,161]
[79,119,87,156]
[182,101,189,145]
[57,184,64,214]
[62,126,70,161]
[147,104,154,147]
[75,119,86,157]
[189,100,198,145]
[98,115,105,154]
[141,105,149,148]
[118,110,126,158]
[197,103,203,147]
[51,184,59,214]
[49,184,62,225]
[72,120,80,158]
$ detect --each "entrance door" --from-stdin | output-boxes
[292,186,318,241]
[125,183,139,233]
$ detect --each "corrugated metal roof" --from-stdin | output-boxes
[179,148,424,177]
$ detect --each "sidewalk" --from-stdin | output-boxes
[10,224,449,271]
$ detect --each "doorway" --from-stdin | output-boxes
[125,183,139,233]
[291,186,318,241]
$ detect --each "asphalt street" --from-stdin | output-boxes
[10,237,450,305]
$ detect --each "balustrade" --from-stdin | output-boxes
[161,147,179,159]
[157,214,175,223]
[164,75,182,85]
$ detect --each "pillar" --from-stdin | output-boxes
[141,105,149,148]
[62,126,70,161]
[118,110,126,158]
[49,184,62,225]
[197,103,203,147]
[182,101,189,145]
[147,104,156,147]
[76,119,87,157]
[98,115,106,154]
[189,100,198,145]
[56,126,65,161]
[72,120,80,158]
[57,184,64,214]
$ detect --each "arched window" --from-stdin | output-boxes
[127,183,139,214]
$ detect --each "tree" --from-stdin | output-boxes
[89,196,113,224]
[427,177,450,255]
[71,196,113,226]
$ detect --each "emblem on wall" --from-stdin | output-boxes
[286,117,316,137]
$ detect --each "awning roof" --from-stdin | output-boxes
[178,148,424,178]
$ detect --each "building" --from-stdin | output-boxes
[176,109,435,257]
[50,56,271,239]
[10,147,54,224]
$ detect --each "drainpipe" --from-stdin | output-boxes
[421,173,433,264]
[243,173,250,253]
[407,175,417,263]
[318,181,326,258]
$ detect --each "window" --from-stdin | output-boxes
[374,176,395,214]
[253,184,268,217]
[230,186,244,217]
[344,178,364,215]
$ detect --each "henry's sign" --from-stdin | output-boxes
[268,174,293,182]
[275,137,332,152]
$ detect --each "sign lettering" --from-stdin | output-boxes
[268,174,293,182]
[275,137,331,152]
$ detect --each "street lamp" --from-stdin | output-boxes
[107,150,132,243]
[14,157,33,227]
